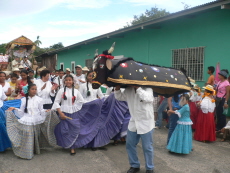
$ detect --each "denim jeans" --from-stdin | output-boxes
[167,113,179,144]
[126,129,154,170]
[156,98,168,128]
[216,98,226,131]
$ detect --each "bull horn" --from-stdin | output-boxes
[94,49,98,56]
[108,42,115,54]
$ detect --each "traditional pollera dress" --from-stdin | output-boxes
[194,96,216,142]
[6,96,60,159]
[0,85,11,152]
[53,86,130,149]
[167,104,193,154]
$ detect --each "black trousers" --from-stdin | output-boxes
[216,98,226,130]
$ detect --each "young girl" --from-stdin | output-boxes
[16,69,32,97]
[7,73,20,100]
[7,84,59,159]
[194,85,216,142]
[79,71,104,102]
[167,94,193,154]
[52,74,85,155]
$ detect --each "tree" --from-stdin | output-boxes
[34,36,42,47]
[49,42,64,50]
[0,44,6,54]
[125,6,170,27]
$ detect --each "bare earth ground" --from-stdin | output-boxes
[1,123,230,173]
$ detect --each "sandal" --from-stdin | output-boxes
[113,140,118,146]
[220,139,226,142]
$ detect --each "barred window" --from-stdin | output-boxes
[85,59,93,69]
[172,47,205,81]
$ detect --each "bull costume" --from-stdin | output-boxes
[91,43,192,173]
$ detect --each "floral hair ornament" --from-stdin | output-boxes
[22,85,29,95]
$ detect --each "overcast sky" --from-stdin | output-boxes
[0,0,213,47]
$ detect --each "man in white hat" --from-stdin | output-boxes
[82,66,89,75]
[12,68,21,80]
[75,65,86,85]
[18,65,24,71]
[63,68,79,87]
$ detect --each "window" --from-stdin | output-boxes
[60,63,64,71]
[172,47,205,81]
[85,59,93,69]
[71,61,75,73]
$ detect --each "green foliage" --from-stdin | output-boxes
[125,6,170,27]
[49,42,64,49]
[34,36,42,47]
[0,43,6,54]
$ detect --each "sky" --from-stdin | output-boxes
[0,0,213,48]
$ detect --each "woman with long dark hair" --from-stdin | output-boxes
[79,71,104,102]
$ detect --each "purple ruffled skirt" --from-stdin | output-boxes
[54,93,131,148]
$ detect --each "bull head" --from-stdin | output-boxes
[92,42,115,89]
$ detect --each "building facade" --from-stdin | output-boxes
[38,0,230,86]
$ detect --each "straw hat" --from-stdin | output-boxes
[12,68,20,72]
[38,66,46,72]
[82,66,89,71]
[66,68,71,72]
[19,65,24,69]
[203,85,216,94]
[3,71,11,76]
[75,65,82,69]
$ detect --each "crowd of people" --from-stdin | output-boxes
[153,66,230,155]
[1,57,230,173]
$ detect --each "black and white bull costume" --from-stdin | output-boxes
[92,43,191,97]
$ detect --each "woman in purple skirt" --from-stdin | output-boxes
[53,73,130,155]
[51,74,85,155]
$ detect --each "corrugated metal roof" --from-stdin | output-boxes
[38,0,230,57]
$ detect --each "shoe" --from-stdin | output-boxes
[127,167,140,173]
[70,151,76,155]
[91,148,98,151]
[146,170,154,173]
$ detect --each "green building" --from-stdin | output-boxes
[38,0,230,86]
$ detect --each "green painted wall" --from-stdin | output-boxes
[57,8,230,87]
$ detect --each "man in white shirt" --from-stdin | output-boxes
[75,65,86,84]
[53,70,63,90]
[20,56,32,69]
[114,85,155,173]
[11,57,20,70]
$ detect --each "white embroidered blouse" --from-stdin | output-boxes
[200,96,216,113]
[15,96,46,125]
[79,82,104,102]
[34,79,55,104]
[52,87,84,114]
[0,85,7,108]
